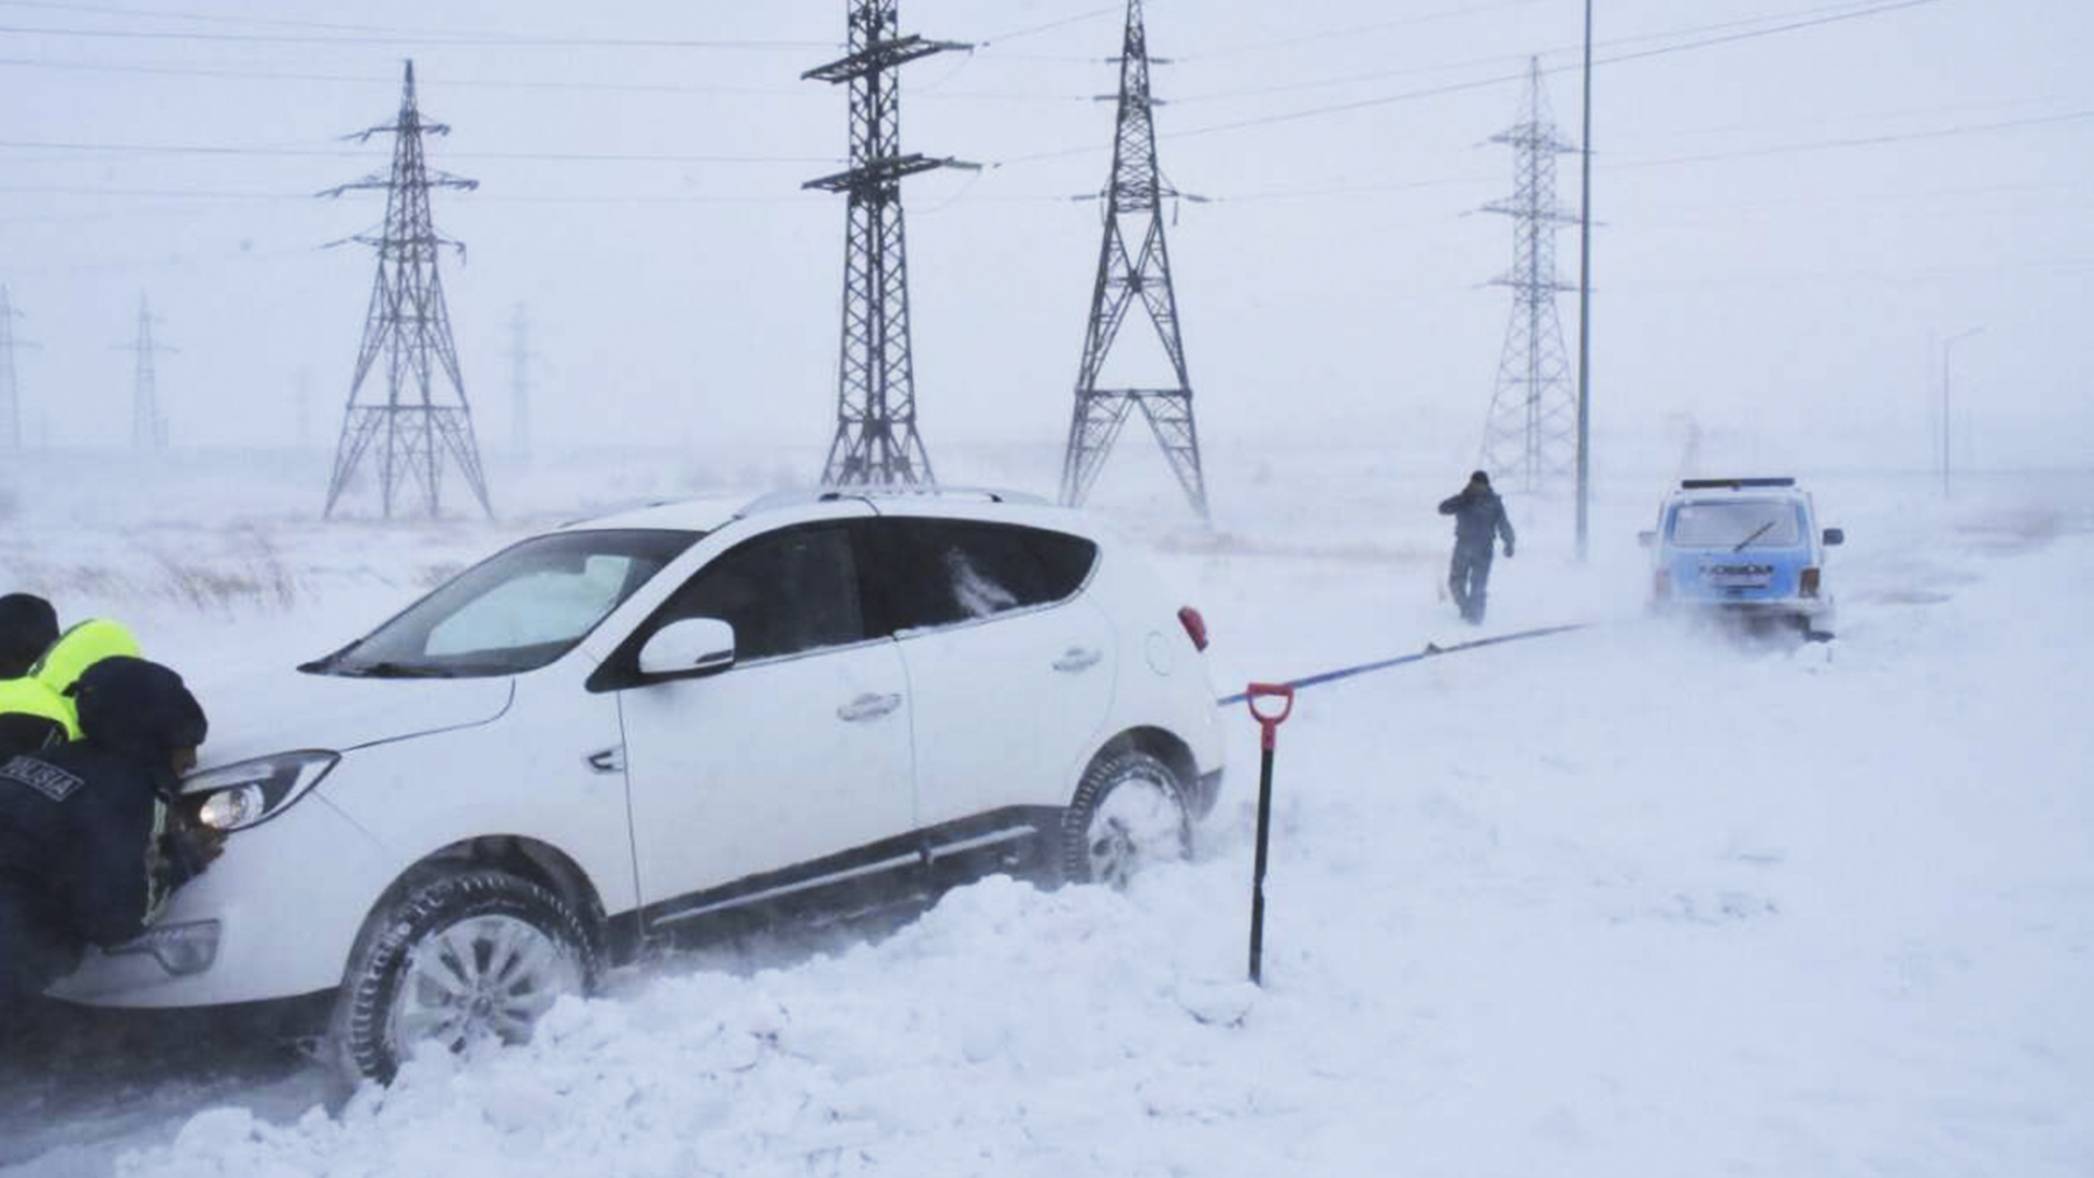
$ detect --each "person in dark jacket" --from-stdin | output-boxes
[0,594,58,680]
[0,594,65,762]
[0,657,222,1019]
[1438,470,1516,624]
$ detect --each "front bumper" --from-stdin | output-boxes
[49,791,396,1008]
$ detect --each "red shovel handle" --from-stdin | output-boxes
[1245,682,1296,749]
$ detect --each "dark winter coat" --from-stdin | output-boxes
[0,658,211,999]
[1439,485,1517,553]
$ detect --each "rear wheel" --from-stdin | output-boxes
[331,866,597,1085]
[1061,749,1192,887]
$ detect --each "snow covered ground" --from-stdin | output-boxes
[2,449,2091,1176]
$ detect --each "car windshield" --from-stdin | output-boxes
[1668,500,1804,550]
[311,529,698,679]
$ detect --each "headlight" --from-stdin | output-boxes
[182,750,340,832]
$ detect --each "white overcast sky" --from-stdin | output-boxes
[2,0,2089,478]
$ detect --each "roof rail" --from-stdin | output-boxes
[1679,477,1797,490]
[736,485,1051,518]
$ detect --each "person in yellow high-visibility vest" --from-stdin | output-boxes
[0,594,65,760]
[1,617,143,759]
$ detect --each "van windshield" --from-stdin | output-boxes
[310,529,698,679]
[1668,500,1803,550]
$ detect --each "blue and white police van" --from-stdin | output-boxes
[1639,478,1845,635]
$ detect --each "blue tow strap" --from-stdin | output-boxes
[1215,623,1590,707]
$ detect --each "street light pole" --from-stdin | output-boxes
[1942,327,1983,498]
[1574,0,1595,561]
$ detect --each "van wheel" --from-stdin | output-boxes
[331,866,597,1085]
[1061,750,1191,888]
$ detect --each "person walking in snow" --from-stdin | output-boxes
[0,657,222,1026]
[1439,470,1516,625]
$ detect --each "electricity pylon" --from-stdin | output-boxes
[509,303,533,462]
[1479,57,1578,494]
[320,60,492,520]
[803,0,974,488]
[1060,0,1209,519]
[0,286,30,453]
[114,295,175,451]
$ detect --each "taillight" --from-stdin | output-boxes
[1653,570,1672,600]
[1799,567,1821,597]
[1177,606,1209,652]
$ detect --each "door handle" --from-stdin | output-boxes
[1053,647,1103,673]
[586,746,626,774]
[837,692,903,723]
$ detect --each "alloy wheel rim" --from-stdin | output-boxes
[1086,775,1186,887]
[387,914,582,1061]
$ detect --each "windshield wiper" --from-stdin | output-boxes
[1733,522,1777,553]
[336,660,458,679]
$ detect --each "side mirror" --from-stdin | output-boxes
[1822,528,1845,547]
[1637,530,1656,548]
[638,618,736,680]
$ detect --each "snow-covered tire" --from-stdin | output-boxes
[1060,749,1192,887]
[330,866,598,1085]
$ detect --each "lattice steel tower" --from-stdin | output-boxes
[1479,57,1578,494]
[117,294,174,451]
[0,287,23,453]
[803,1,971,488]
[321,60,491,520]
[1060,0,1208,519]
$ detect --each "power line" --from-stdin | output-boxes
[1171,0,1924,105]
[1176,0,1542,62]
[0,0,455,34]
[1166,0,1944,146]
[0,23,831,50]
[0,54,1091,103]
[1611,109,2094,170]
[0,138,836,165]
[972,5,1123,49]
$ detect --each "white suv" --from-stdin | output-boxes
[50,490,1224,1081]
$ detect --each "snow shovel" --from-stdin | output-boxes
[1244,682,1296,986]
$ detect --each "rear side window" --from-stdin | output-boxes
[870,519,1098,633]
[645,524,864,662]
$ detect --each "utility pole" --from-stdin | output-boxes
[0,286,32,454]
[1479,57,1577,495]
[320,59,492,520]
[509,303,532,462]
[114,294,176,451]
[1574,0,1596,560]
[1942,326,1983,498]
[803,0,974,489]
[1060,0,1210,519]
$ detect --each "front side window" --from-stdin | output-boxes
[311,529,696,678]
[874,519,1099,633]
[1668,500,1805,550]
[645,525,864,663]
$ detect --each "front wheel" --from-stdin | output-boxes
[1061,750,1192,888]
[331,866,597,1085]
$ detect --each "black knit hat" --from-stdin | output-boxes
[0,593,59,677]
[1470,470,1491,487]
[74,657,208,793]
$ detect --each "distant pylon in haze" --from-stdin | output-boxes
[803,0,974,488]
[509,303,532,462]
[320,60,491,520]
[0,286,28,453]
[1060,0,1209,519]
[1478,57,1578,494]
[115,295,175,451]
